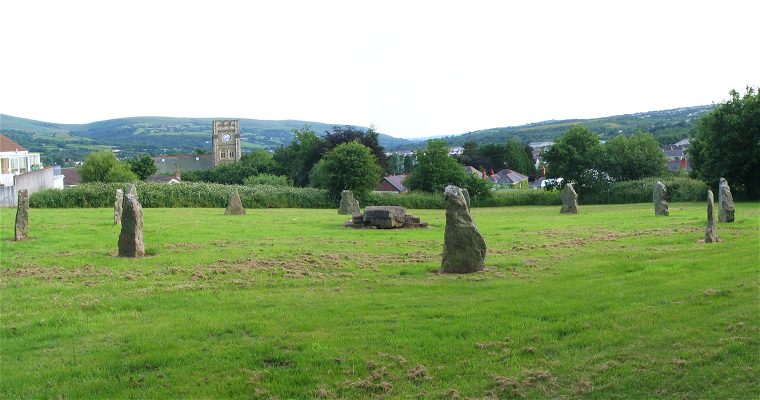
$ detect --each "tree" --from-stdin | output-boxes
[689,87,760,199]
[405,139,469,193]
[477,143,509,172]
[183,150,277,184]
[319,141,382,198]
[504,137,535,176]
[543,125,604,189]
[273,126,324,187]
[322,126,389,173]
[603,132,667,181]
[388,153,405,175]
[403,154,415,173]
[79,151,138,183]
[128,154,158,180]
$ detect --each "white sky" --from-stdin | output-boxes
[1,0,758,139]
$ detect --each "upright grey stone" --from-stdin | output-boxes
[127,184,138,198]
[461,188,471,210]
[225,190,246,215]
[653,181,669,216]
[338,190,360,215]
[560,183,579,214]
[118,192,145,257]
[718,177,735,223]
[440,185,486,273]
[14,189,29,241]
[114,189,124,225]
[705,189,717,243]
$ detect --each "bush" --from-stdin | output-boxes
[30,182,335,209]
[579,177,708,204]
[363,191,445,209]
[474,190,561,207]
[243,174,293,187]
[29,178,710,209]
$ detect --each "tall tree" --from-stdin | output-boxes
[405,139,468,194]
[504,137,535,176]
[543,125,604,189]
[127,154,158,180]
[322,126,389,173]
[689,87,760,199]
[273,126,324,187]
[603,132,667,181]
[320,141,382,199]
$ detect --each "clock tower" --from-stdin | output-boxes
[212,119,241,166]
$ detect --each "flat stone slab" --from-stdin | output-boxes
[345,205,427,229]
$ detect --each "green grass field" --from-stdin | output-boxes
[1,203,758,399]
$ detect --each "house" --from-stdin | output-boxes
[668,157,692,173]
[60,167,82,186]
[489,169,529,187]
[448,146,464,156]
[151,154,213,174]
[0,134,42,186]
[662,139,692,172]
[375,175,407,193]
[529,176,563,190]
[0,134,62,206]
[463,166,485,179]
[145,168,182,184]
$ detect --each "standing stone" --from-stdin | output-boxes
[225,190,246,215]
[653,181,669,216]
[127,184,138,198]
[560,183,579,214]
[461,188,471,210]
[718,177,735,223]
[118,192,145,257]
[440,185,487,273]
[114,189,124,225]
[14,189,29,241]
[705,189,717,243]
[338,190,360,215]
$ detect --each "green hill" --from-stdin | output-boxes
[389,105,715,150]
[0,105,714,166]
[0,114,413,165]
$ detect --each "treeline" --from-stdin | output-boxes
[543,128,669,191]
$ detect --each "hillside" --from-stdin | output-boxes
[388,105,714,150]
[1,104,714,165]
[0,114,414,165]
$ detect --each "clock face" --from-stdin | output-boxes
[222,133,231,142]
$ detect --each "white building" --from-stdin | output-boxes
[0,134,63,206]
[0,134,42,186]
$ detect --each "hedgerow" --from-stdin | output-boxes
[28,177,709,209]
[579,177,708,204]
[29,182,335,209]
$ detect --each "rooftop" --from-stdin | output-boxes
[0,134,28,152]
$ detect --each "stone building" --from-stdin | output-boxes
[212,120,241,166]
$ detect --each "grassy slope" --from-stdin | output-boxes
[1,203,758,399]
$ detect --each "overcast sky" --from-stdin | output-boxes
[2,0,758,139]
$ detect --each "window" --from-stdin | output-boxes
[220,151,226,159]
[229,150,234,159]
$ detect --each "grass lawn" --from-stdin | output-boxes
[1,203,758,399]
